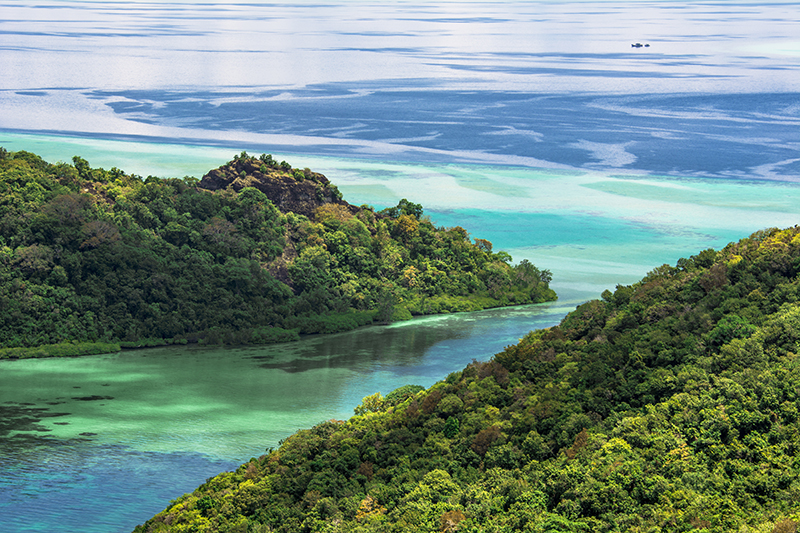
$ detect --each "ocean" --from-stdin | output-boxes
[1,1,799,531]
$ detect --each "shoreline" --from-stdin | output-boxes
[0,297,561,361]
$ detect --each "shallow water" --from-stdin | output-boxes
[1,1,799,532]
[0,303,569,532]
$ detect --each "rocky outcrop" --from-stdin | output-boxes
[199,155,355,218]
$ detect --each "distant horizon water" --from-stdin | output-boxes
[2,1,799,181]
[1,1,799,532]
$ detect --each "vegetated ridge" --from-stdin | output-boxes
[135,227,800,533]
[0,148,555,358]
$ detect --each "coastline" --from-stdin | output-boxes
[4,129,800,305]
[0,144,558,357]
[0,296,560,360]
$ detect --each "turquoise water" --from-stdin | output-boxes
[1,303,570,532]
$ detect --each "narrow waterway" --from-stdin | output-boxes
[0,302,571,533]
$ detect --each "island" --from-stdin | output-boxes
[0,148,555,358]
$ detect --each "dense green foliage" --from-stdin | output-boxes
[0,341,121,359]
[135,227,800,532]
[0,148,554,353]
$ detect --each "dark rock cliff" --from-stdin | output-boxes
[199,155,355,218]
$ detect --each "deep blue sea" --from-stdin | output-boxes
[1,1,799,531]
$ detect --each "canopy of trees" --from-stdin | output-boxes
[0,148,555,356]
[135,227,800,532]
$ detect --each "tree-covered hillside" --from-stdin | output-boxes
[135,227,800,533]
[0,148,555,357]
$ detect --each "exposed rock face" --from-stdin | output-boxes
[199,156,355,218]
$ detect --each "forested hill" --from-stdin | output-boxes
[0,148,555,357]
[135,227,800,533]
